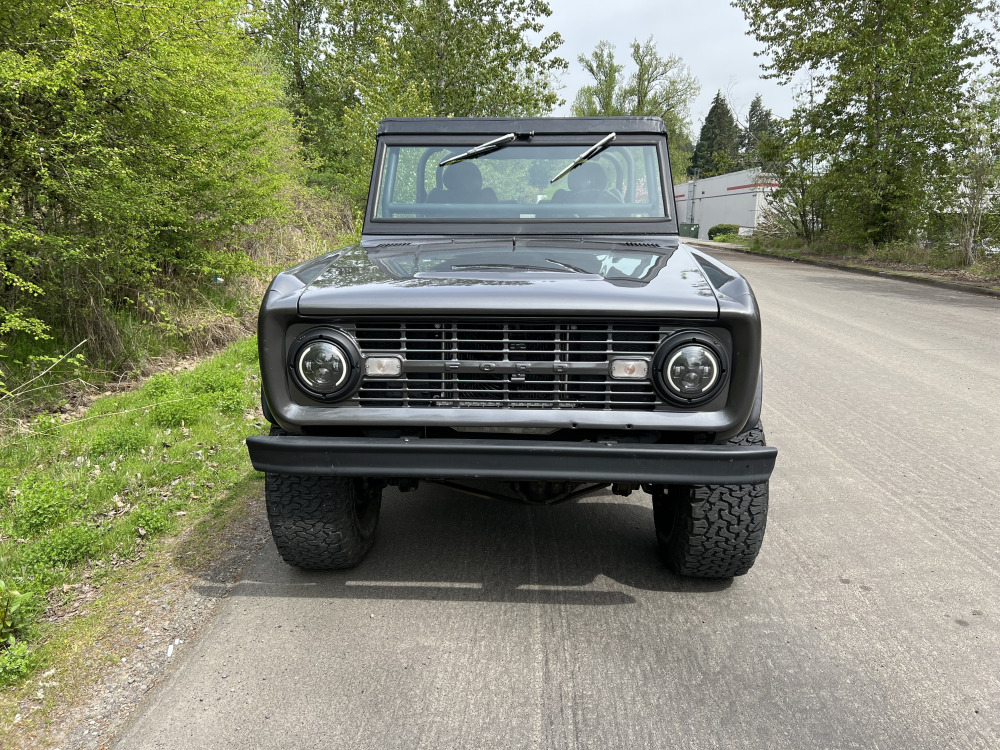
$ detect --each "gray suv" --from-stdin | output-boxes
[247,117,777,578]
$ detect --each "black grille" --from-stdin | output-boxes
[346,321,667,410]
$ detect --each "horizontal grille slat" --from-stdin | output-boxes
[349,320,666,411]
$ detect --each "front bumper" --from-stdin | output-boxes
[245,435,777,485]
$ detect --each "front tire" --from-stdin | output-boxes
[652,422,769,578]
[265,472,382,570]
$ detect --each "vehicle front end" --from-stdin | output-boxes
[247,117,777,577]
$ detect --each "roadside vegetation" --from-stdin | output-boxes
[707,231,1000,289]
[0,339,266,691]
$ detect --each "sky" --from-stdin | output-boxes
[543,0,804,136]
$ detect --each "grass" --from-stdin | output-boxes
[0,336,270,700]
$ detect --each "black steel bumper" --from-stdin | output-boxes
[245,435,777,485]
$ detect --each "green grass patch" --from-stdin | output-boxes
[0,336,269,688]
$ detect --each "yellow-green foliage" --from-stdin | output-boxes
[0,580,36,682]
[331,41,435,210]
[0,337,267,686]
[0,0,300,356]
[0,641,35,683]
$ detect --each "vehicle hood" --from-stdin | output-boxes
[292,238,719,318]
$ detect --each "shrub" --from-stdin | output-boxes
[0,0,299,361]
[708,224,740,240]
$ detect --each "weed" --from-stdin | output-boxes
[149,397,208,428]
[712,233,750,246]
[10,478,76,537]
[0,580,32,646]
[132,505,174,537]
[0,641,36,685]
[90,423,152,457]
[21,525,101,572]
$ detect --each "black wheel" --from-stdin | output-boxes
[265,468,382,570]
[652,422,769,578]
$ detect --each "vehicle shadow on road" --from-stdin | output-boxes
[208,484,733,606]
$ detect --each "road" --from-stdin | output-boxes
[117,250,1000,750]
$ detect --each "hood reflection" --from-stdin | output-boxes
[357,238,675,286]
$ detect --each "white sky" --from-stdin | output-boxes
[543,0,803,135]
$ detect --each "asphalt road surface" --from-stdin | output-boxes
[118,250,1000,750]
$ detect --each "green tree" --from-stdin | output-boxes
[332,41,434,210]
[0,0,299,358]
[571,42,627,116]
[951,78,1000,265]
[248,0,398,162]
[740,94,779,169]
[755,115,830,244]
[734,0,998,246]
[249,0,566,195]
[399,0,566,117]
[572,37,699,180]
[690,92,740,177]
[246,0,329,121]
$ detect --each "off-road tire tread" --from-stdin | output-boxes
[265,471,381,570]
[653,421,769,578]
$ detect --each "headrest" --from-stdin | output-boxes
[568,162,607,192]
[443,162,483,192]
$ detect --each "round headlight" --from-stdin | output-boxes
[652,331,729,405]
[664,344,720,397]
[297,341,349,393]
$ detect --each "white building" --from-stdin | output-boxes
[673,168,779,240]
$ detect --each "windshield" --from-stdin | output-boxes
[372,142,668,222]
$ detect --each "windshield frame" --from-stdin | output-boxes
[363,133,678,237]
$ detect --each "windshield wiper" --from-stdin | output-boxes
[549,132,616,184]
[439,133,516,167]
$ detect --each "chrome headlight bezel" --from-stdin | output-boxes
[652,331,729,406]
[288,328,362,402]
